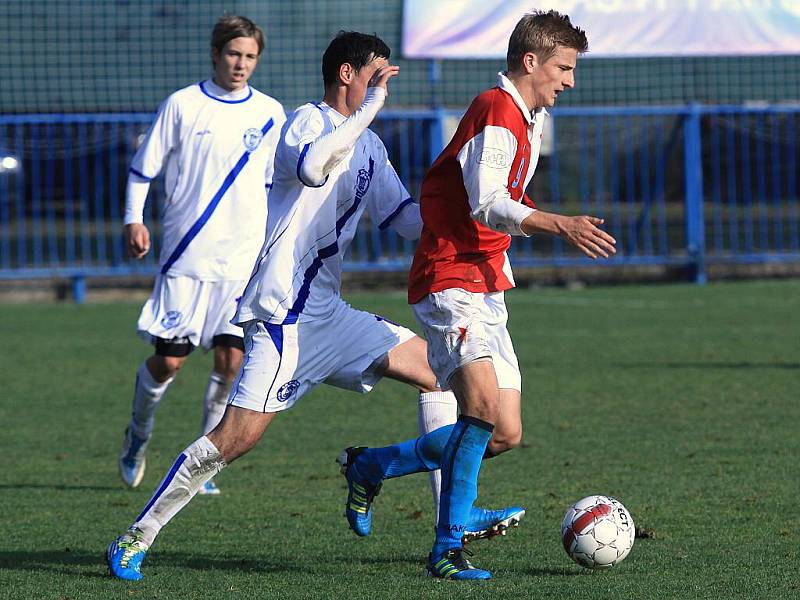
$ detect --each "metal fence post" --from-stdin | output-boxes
[429,109,445,165]
[72,275,86,304]
[684,104,706,284]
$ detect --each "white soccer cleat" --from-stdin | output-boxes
[118,427,148,488]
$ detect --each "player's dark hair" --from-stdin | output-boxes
[211,15,265,57]
[506,10,588,71]
[322,31,391,88]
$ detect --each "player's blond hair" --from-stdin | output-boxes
[211,15,265,59]
[506,10,588,71]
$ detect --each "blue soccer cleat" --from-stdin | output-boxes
[336,446,382,537]
[198,480,221,495]
[118,427,149,489]
[427,547,492,580]
[106,530,149,581]
[463,506,525,544]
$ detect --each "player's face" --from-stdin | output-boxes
[345,55,388,113]
[530,45,578,108]
[212,36,260,92]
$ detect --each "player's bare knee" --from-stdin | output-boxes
[147,354,185,381]
[162,356,186,376]
[416,373,439,394]
[489,429,522,454]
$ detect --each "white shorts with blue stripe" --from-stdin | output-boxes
[137,274,245,350]
[228,299,416,413]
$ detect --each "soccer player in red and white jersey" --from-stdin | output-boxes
[348,11,616,579]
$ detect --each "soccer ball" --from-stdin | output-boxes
[561,495,635,569]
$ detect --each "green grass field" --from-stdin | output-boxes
[1,280,799,599]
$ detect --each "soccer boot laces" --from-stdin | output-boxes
[427,547,492,580]
[106,529,149,581]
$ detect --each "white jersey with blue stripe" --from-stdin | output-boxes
[234,99,419,325]
[129,79,286,281]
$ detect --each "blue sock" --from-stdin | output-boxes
[433,415,493,558]
[353,424,455,485]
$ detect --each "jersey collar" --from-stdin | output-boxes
[316,101,347,127]
[199,79,253,104]
[496,72,547,125]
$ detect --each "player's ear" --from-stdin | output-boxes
[339,62,354,85]
[523,52,538,73]
[210,46,219,68]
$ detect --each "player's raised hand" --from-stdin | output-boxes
[368,65,400,94]
[124,223,151,259]
[558,215,616,259]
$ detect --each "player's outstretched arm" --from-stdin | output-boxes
[124,223,151,259]
[299,66,400,186]
[521,211,616,259]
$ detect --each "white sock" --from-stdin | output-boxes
[201,372,229,436]
[130,360,173,440]
[131,436,226,547]
[418,390,458,525]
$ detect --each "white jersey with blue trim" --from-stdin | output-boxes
[129,79,286,281]
[234,98,419,325]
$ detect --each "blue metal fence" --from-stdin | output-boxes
[1,106,798,301]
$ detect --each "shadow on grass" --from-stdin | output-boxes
[614,361,799,370]
[0,483,120,491]
[1,548,577,580]
[339,556,583,577]
[0,548,303,578]
[504,565,585,577]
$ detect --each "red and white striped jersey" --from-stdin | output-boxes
[408,73,547,304]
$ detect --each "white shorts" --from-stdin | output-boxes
[412,288,521,392]
[228,299,417,413]
[137,275,245,351]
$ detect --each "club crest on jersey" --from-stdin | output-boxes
[243,128,264,152]
[355,165,373,197]
[160,310,182,329]
[276,380,300,402]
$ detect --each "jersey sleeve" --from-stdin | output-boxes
[366,141,421,240]
[130,94,180,180]
[125,93,180,224]
[276,105,328,188]
[295,88,387,187]
[521,192,537,209]
[263,107,287,190]
[456,116,535,236]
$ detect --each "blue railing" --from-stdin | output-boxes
[1,105,798,301]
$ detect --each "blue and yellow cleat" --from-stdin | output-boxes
[463,506,525,544]
[106,531,149,581]
[336,446,382,537]
[427,547,492,580]
[118,427,149,489]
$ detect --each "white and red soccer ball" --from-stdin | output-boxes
[561,495,635,569]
